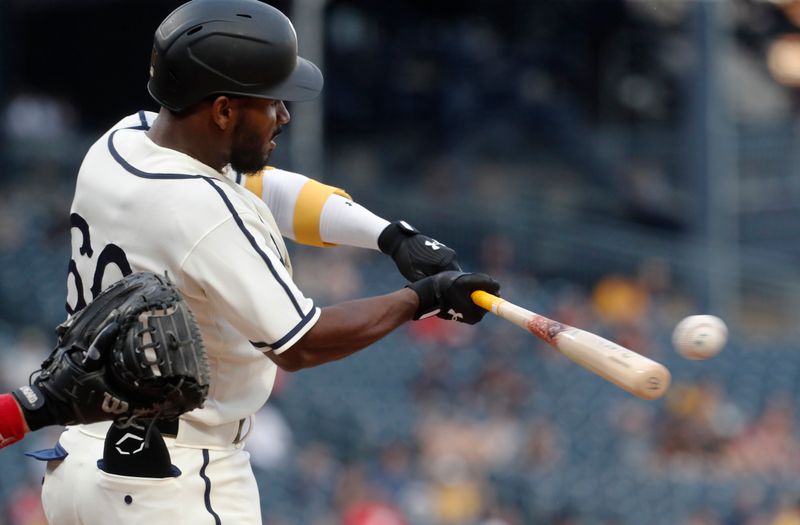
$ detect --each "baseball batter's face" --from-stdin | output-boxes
[229,98,290,175]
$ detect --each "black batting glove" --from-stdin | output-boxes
[407,271,501,324]
[378,220,461,282]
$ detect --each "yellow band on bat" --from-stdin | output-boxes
[293,180,352,247]
[471,290,504,312]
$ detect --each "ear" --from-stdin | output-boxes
[210,96,237,131]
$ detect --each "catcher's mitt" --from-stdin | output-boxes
[13,271,209,430]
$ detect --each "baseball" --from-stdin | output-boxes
[672,315,728,360]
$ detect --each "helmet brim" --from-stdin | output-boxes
[254,56,323,102]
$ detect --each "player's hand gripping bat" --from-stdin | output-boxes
[471,291,671,400]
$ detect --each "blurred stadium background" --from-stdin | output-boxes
[4,0,800,524]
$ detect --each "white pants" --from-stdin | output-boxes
[40,423,262,525]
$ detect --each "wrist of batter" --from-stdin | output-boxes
[0,393,28,447]
[406,276,440,320]
[378,220,418,255]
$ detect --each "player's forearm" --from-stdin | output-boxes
[317,194,389,249]
[269,288,418,371]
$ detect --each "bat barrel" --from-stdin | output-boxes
[553,329,671,400]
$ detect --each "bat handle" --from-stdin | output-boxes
[471,290,504,313]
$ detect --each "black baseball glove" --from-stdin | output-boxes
[378,220,461,282]
[13,271,210,430]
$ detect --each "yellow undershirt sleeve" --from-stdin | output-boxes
[293,180,352,247]
[243,172,265,198]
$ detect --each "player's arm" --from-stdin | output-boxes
[185,214,497,372]
[265,288,417,371]
[240,168,460,281]
[266,271,500,371]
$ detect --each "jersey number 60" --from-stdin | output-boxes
[66,213,132,315]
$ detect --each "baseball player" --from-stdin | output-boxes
[34,1,500,523]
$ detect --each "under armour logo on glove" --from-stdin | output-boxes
[425,240,442,251]
[0,433,16,448]
[447,309,463,321]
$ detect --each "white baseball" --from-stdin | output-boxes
[672,315,728,360]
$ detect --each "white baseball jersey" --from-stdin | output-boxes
[66,111,320,428]
[40,111,330,524]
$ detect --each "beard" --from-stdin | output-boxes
[229,117,272,175]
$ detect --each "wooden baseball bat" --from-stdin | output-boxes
[471,291,671,400]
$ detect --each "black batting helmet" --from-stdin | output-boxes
[147,0,323,112]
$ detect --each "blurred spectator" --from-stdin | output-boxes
[518,417,565,471]
[342,502,407,525]
[470,352,531,418]
[608,399,657,468]
[416,414,522,472]
[2,91,76,141]
[656,381,742,473]
[246,404,294,471]
[479,233,518,286]
[724,395,800,475]
[592,273,650,326]
[292,442,342,518]
[426,454,484,525]
[619,159,684,231]
[0,327,49,390]
[5,482,45,525]
[771,497,800,525]
[336,465,408,525]
[368,442,416,504]
[0,198,24,252]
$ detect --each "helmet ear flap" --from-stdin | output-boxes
[147,0,323,112]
